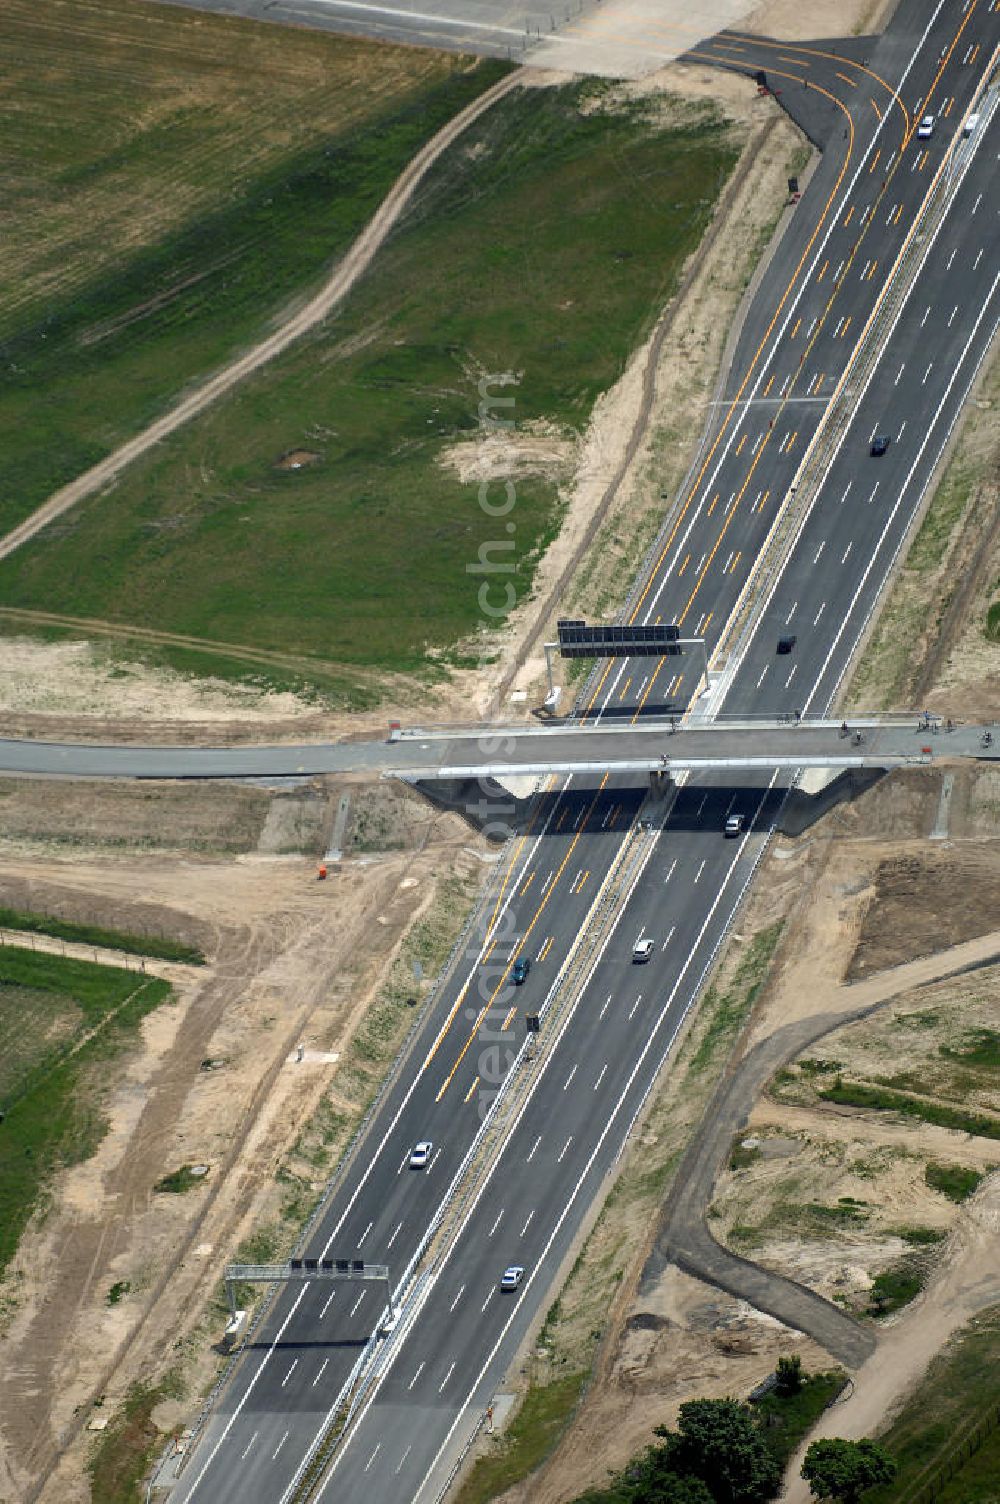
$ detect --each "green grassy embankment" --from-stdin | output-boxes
[0,80,738,696]
[0,946,172,1278]
[0,905,205,964]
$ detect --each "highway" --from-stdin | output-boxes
[147,3,1000,1499]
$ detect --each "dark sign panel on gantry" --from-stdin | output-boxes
[556,619,681,659]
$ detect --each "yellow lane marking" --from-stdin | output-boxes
[869,148,881,173]
[790,316,802,338]
[519,871,536,896]
[435,777,612,1099]
[618,675,632,701]
[835,70,857,88]
[843,204,855,227]
[463,1077,479,1104]
[763,372,776,394]
[816,260,829,283]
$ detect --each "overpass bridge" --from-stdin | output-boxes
[0,715,992,783]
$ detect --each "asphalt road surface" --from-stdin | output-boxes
[135,2,999,1499]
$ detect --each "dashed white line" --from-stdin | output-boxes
[813,541,826,565]
[386,1220,403,1251]
[813,602,826,626]
[527,1135,542,1162]
[664,859,677,883]
[557,1136,573,1163]
[868,481,880,504]
[756,665,768,689]
[349,1290,367,1318]
[785,601,797,624]
[785,665,798,688]
[923,362,934,384]
[921,305,931,327]
[694,859,706,884]
[628,993,642,1020]
[273,1430,290,1462]
[438,1363,456,1393]
[894,363,905,385]
[840,481,852,504]
[948,305,959,328]
[395,1446,412,1474]
[364,1443,382,1472]
[281,1360,298,1388]
[972,193,982,215]
[594,1063,610,1092]
[407,1362,425,1392]
[974,248,984,270]
[449,1284,465,1313]
[946,248,957,269]
[521,1211,535,1237]
[320,1290,337,1318]
[598,993,612,1020]
[487,1210,504,1237]
[841,541,853,564]
[313,1358,330,1388]
[563,1065,578,1092]
[240,1432,258,1461]
[358,1220,373,1246]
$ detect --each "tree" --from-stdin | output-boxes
[654,1398,782,1504]
[775,1355,804,1397]
[801,1438,897,1502]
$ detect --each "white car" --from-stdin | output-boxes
[632,937,654,963]
[724,813,745,838]
[500,1265,525,1291]
[917,114,935,139]
[409,1141,433,1169]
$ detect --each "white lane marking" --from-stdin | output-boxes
[520,1210,535,1237]
[785,601,797,624]
[438,1363,456,1393]
[921,305,931,327]
[840,481,852,504]
[594,1063,608,1090]
[397,1151,409,1175]
[664,859,677,883]
[273,1430,290,1462]
[785,665,798,689]
[664,925,676,948]
[813,602,826,625]
[886,202,899,224]
[449,1284,465,1313]
[320,1290,337,1318]
[628,994,642,1020]
[841,541,853,564]
[396,1446,412,1474]
[399,777,787,1504]
[557,1136,573,1163]
[946,248,957,268]
[598,993,612,1020]
[974,248,984,269]
[349,1290,367,1318]
[756,665,768,689]
[364,1442,382,1472]
[696,795,708,816]
[240,1433,258,1461]
[804,267,1000,714]
[407,1362,425,1392]
[480,1291,493,1313]
[868,482,879,503]
[358,1220,373,1246]
[312,1359,330,1389]
[527,1135,542,1162]
[813,541,825,564]
[386,1220,403,1251]
[894,363,905,384]
[563,1064,578,1091]
[541,869,555,893]
[898,421,906,441]
[923,361,934,384]
[487,1210,503,1237]
[694,860,706,884]
[281,1360,298,1388]
[972,193,982,215]
[948,305,959,327]
[833,260,844,283]
[806,317,817,337]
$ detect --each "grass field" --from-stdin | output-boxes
[865,1307,1000,1503]
[0,0,503,536]
[0,946,171,1278]
[1,77,738,695]
[0,905,205,964]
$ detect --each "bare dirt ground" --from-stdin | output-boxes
[743,0,900,40]
[0,778,485,1504]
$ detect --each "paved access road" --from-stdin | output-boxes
[159,4,999,1500]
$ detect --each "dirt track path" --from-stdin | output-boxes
[780,1174,1000,1502]
[0,72,519,565]
[643,927,1000,1369]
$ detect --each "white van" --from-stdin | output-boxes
[963,112,980,138]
